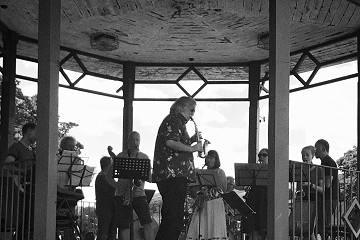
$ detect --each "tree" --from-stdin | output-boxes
[0,75,81,145]
[337,146,358,202]
[337,146,358,171]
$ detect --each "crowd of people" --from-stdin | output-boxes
[1,96,340,240]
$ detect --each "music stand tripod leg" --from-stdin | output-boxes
[129,181,134,240]
[112,157,150,240]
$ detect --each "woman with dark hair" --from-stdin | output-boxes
[186,149,228,240]
[204,150,227,191]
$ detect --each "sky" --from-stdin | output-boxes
[3,59,358,202]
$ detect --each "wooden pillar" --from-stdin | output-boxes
[268,0,290,239]
[122,62,135,150]
[0,29,18,163]
[34,0,61,239]
[248,61,261,163]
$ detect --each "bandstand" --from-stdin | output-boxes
[0,0,360,239]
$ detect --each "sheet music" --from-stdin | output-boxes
[58,151,83,166]
[57,152,95,187]
[61,150,78,158]
[69,165,95,186]
[113,157,150,181]
[234,163,268,186]
[188,169,222,189]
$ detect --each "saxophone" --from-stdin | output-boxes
[190,117,210,158]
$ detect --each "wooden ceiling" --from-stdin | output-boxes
[0,0,359,79]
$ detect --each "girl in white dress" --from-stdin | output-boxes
[186,150,228,240]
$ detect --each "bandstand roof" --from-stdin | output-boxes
[0,0,359,81]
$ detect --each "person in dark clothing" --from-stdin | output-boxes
[95,156,116,240]
[4,122,37,240]
[243,148,269,240]
[152,96,202,240]
[314,139,338,239]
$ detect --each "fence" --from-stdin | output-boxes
[0,160,35,240]
[289,160,360,240]
[2,160,360,240]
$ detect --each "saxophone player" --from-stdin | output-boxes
[152,96,203,240]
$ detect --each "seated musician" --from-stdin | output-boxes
[186,149,227,240]
[226,176,236,192]
[57,136,84,191]
[243,148,268,240]
[57,136,85,210]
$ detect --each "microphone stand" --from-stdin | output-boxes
[196,172,204,240]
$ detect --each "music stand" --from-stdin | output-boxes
[57,152,91,240]
[145,189,156,204]
[57,152,87,188]
[113,157,150,181]
[222,191,255,215]
[188,169,221,188]
[113,157,151,240]
[234,163,268,186]
[188,169,220,240]
[68,165,95,187]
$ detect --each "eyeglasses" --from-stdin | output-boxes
[258,153,268,158]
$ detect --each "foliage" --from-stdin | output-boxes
[337,146,358,170]
[77,205,97,236]
[0,76,81,144]
[58,121,79,140]
[337,146,358,202]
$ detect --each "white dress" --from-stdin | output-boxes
[186,196,228,240]
[186,171,228,240]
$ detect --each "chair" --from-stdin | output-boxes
[56,188,84,240]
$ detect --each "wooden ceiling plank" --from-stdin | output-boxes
[1,0,358,65]
[251,0,262,16]
[96,0,115,16]
[293,0,307,22]
[62,0,83,23]
[229,0,240,14]
[301,0,317,23]
[106,0,121,15]
[316,0,333,23]
[338,3,357,26]
[71,0,92,18]
[308,0,324,21]
[82,0,98,17]
[122,0,141,12]
[83,0,103,17]
[214,0,226,13]
[323,0,343,25]
[132,0,146,12]
[113,0,130,14]
[347,5,360,26]
[330,0,351,26]
[259,0,269,16]
[243,0,252,14]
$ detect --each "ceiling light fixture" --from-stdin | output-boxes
[90,33,119,51]
[257,32,269,50]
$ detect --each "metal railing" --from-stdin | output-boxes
[2,160,359,240]
[0,160,35,240]
[289,160,360,240]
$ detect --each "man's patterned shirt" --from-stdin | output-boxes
[152,113,196,183]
